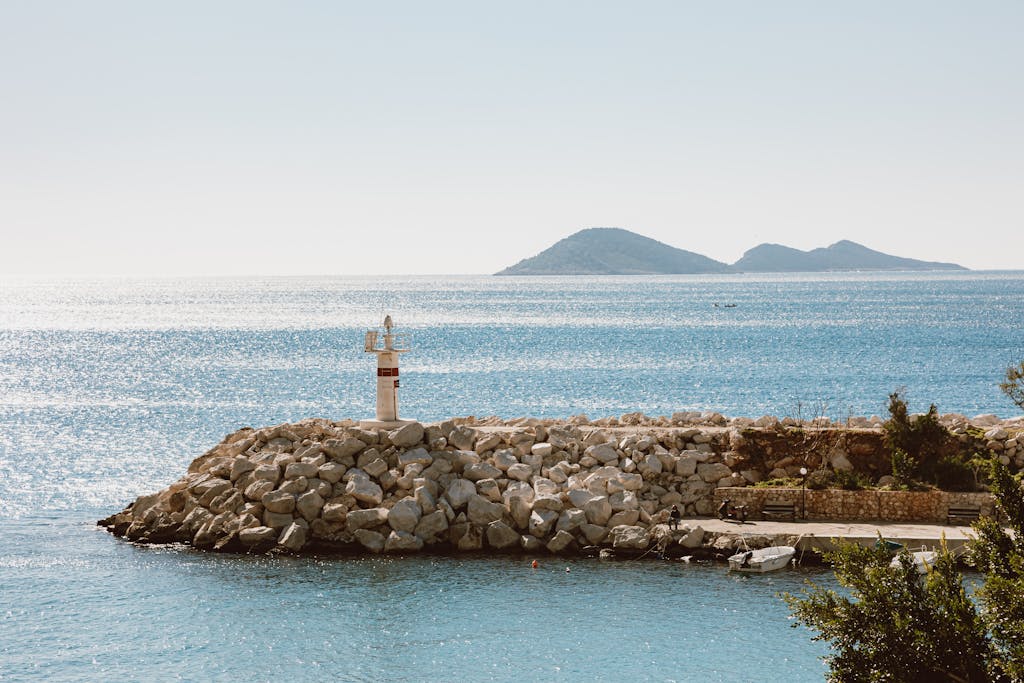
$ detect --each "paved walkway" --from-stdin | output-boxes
[679,517,977,552]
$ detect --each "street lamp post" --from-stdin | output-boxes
[799,467,808,519]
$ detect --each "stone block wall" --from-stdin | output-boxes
[715,487,995,523]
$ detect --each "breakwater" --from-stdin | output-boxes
[99,412,1022,556]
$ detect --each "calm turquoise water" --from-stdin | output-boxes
[2,272,1023,681]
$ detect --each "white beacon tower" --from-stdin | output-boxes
[359,314,414,429]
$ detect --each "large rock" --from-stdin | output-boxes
[318,461,347,484]
[321,502,347,524]
[445,479,477,510]
[238,525,277,547]
[556,509,586,533]
[448,426,477,451]
[346,477,383,505]
[346,507,389,530]
[508,496,533,530]
[464,462,503,481]
[354,528,385,553]
[506,463,533,481]
[485,520,520,549]
[607,510,639,527]
[388,498,422,532]
[323,437,366,461]
[384,530,424,553]
[230,456,257,481]
[390,422,425,448]
[532,495,563,512]
[295,490,324,521]
[252,463,281,484]
[474,432,503,454]
[492,449,519,471]
[579,523,607,545]
[679,526,704,549]
[261,490,296,514]
[263,510,294,529]
[244,478,276,502]
[697,462,733,483]
[567,489,595,508]
[455,524,483,551]
[397,447,433,469]
[675,454,699,477]
[610,525,650,550]
[277,522,307,551]
[608,491,639,512]
[414,510,449,539]
[583,496,613,526]
[616,473,644,491]
[585,443,619,465]
[546,530,575,554]
[529,509,558,537]
[285,461,319,479]
[467,495,505,526]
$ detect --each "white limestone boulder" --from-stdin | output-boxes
[445,479,477,510]
[388,498,422,533]
[295,490,324,521]
[384,530,424,553]
[277,522,307,551]
[261,490,296,514]
[485,520,520,549]
[467,495,505,526]
[389,422,425,449]
[610,525,650,550]
[354,528,385,553]
[346,507,389,531]
[346,477,383,505]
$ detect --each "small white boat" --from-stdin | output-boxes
[891,549,939,575]
[727,545,796,572]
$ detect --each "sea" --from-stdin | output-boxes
[2,271,1023,682]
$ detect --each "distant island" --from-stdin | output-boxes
[495,228,967,275]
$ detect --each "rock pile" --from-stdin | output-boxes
[99,412,1023,555]
[99,417,747,555]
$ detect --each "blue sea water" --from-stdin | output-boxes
[2,272,1023,681]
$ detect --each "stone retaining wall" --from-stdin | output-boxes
[715,487,995,523]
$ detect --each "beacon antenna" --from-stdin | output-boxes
[359,314,414,429]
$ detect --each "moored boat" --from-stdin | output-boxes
[890,548,939,575]
[727,545,796,572]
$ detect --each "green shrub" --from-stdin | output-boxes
[806,469,835,490]
[891,448,915,489]
[884,391,950,486]
[833,469,870,491]
[934,455,977,492]
[754,477,801,488]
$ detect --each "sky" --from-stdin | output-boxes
[1,1,1022,275]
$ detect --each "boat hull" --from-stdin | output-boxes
[727,546,796,572]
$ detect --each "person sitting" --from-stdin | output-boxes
[669,505,681,530]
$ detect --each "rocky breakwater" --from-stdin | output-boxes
[99,417,747,557]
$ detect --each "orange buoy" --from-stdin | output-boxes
[531,559,539,568]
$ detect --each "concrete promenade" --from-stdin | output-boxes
[682,517,978,555]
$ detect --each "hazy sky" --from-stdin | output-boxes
[2,1,1021,275]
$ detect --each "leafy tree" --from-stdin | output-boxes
[784,540,994,682]
[969,458,1024,680]
[787,374,1024,681]
[883,391,955,487]
[1000,361,1024,412]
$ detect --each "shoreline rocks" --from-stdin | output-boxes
[98,412,1024,556]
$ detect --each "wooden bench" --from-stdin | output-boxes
[946,504,982,525]
[761,501,797,521]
